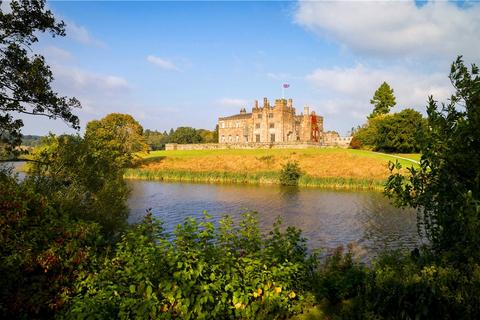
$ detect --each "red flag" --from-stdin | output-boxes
[283,83,290,88]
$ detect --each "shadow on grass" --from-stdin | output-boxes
[132,156,166,167]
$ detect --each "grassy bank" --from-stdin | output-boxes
[126,148,417,191]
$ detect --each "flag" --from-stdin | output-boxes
[283,83,290,88]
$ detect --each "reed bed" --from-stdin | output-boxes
[124,168,385,191]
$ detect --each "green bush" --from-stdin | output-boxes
[280,161,302,186]
[354,252,480,320]
[66,212,313,319]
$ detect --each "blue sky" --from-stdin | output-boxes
[14,0,480,135]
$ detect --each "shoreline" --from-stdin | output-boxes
[124,168,385,191]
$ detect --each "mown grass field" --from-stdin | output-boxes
[126,148,419,191]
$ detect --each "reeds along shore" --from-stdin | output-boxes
[124,168,385,191]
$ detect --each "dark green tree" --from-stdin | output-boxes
[386,57,480,263]
[169,126,202,144]
[0,0,80,155]
[375,109,426,153]
[369,82,396,119]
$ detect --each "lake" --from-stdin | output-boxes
[128,180,421,260]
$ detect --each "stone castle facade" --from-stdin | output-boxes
[218,98,323,144]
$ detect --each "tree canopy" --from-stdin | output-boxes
[0,0,80,154]
[85,113,148,166]
[368,81,396,119]
[386,57,480,263]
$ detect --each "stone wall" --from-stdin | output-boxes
[165,141,349,151]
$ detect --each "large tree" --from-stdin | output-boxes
[369,81,396,119]
[85,113,148,167]
[386,57,480,263]
[0,0,80,155]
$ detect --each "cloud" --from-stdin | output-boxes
[306,64,453,120]
[147,55,179,71]
[295,1,480,60]
[66,21,105,47]
[40,46,73,62]
[217,98,249,108]
[52,65,130,95]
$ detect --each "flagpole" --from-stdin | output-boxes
[282,85,284,99]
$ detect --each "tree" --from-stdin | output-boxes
[85,113,148,167]
[386,57,480,263]
[0,0,80,155]
[369,82,396,119]
[375,109,426,153]
[169,126,202,144]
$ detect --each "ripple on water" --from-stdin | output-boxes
[127,180,420,261]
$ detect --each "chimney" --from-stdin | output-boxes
[254,100,258,109]
[263,97,269,107]
[287,99,293,108]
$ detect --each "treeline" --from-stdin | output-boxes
[144,126,218,150]
[350,82,426,153]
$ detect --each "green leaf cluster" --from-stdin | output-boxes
[66,212,312,319]
[279,161,302,186]
[368,82,396,119]
[385,56,480,263]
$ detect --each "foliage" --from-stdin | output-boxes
[280,161,302,186]
[66,212,313,319]
[385,57,480,263]
[21,134,43,147]
[27,134,129,238]
[144,129,169,150]
[369,82,396,119]
[311,245,366,305]
[0,0,80,155]
[353,252,480,320]
[85,113,149,167]
[198,128,217,143]
[0,173,102,318]
[169,126,203,144]
[353,110,426,153]
[374,109,426,153]
[352,115,386,150]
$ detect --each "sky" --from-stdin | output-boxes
[9,0,480,136]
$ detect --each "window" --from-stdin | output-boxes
[228,135,232,142]
[255,123,260,129]
[244,135,248,142]
[270,134,275,142]
[269,123,275,129]
[221,135,225,142]
[220,122,225,129]
[256,134,261,142]
[257,114,262,119]
[235,135,239,142]
[269,113,273,118]
[236,122,240,128]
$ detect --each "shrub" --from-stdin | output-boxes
[66,212,313,319]
[280,161,302,186]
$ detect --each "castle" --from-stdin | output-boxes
[218,98,323,144]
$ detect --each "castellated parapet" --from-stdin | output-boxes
[218,98,323,144]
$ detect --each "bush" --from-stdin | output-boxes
[354,252,480,320]
[280,161,302,186]
[66,212,314,319]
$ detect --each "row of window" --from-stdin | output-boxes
[255,123,275,129]
[220,134,276,143]
[220,121,243,129]
[257,113,274,119]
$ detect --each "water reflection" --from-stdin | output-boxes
[128,180,420,260]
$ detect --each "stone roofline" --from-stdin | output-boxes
[218,113,252,121]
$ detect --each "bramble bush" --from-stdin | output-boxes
[65,212,314,319]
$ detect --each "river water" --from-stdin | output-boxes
[4,161,420,260]
[127,180,421,260]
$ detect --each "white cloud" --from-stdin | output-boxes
[217,98,249,108]
[40,46,73,62]
[52,65,130,95]
[295,1,480,60]
[67,21,105,47]
[306,64,453,120]
[147,55,179,71]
